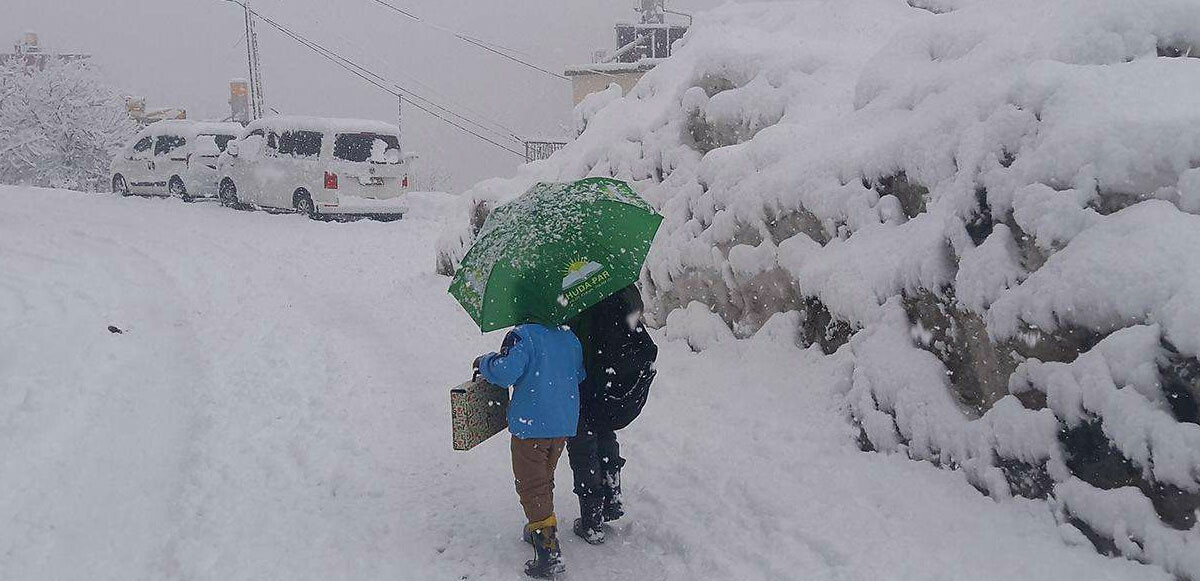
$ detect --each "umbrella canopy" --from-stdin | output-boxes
[449,178,662,332]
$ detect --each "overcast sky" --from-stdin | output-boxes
[4,0,730,191]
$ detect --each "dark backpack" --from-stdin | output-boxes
[571,285,658,431]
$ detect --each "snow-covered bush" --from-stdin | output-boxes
[0,58,138,192]
[439,1,1200,575]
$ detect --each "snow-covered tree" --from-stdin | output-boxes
[0,58,138,192]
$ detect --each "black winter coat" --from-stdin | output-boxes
[569,285,658,432]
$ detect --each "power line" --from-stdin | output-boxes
[362,0,523,56]
[364,0,570,81]
[456,35,571,82]
[241,6,527,157]
[325,27,525,142]
[223,0,527,157]
[259,13,524,148]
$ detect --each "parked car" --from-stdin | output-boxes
[217,116,413,219]
[110,120,243,201]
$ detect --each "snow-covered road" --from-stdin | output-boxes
[0,187,1169,580]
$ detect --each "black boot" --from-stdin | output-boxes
[602,469,624,522]
[524,516,565,578]
[573,494,605,544]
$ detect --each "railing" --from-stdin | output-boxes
[524,141,567,163]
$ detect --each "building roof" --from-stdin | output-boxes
[564,58,664,77]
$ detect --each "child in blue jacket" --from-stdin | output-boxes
[475,322,584,578]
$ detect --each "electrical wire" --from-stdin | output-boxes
[263,21,526,156]
[322,27,525,143]
[224,0,527,158]
[257,13,524,148]
[363,0,570,81]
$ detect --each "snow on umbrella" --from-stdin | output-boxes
[449,178,662,332]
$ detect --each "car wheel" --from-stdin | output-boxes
[113,175,131,196]
[219,179,242,209]
[170,177,192,203]
[293,190,317,219]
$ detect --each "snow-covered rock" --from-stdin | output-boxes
[664,301,736,352]
[441,0,1200,575]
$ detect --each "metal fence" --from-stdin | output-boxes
[524,141,567,163]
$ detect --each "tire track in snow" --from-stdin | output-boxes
[0,202,210,581]
[0,188,1170,581]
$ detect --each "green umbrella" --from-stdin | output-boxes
[449,177,662,333]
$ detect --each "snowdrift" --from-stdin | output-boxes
[438,0,1200,575]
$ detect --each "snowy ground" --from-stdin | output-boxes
[0,186,1170,580]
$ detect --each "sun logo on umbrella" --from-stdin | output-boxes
[562,258,603,290]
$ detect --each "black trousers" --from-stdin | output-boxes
[567,424,625,520]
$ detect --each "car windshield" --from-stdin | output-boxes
[333,133,401,164]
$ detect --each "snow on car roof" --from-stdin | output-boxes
[148,120,244,138]
[246,115,400,136]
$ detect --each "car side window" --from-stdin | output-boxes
[264,132,280,157]
[240,129,265,159]
[154,135,187,157]
[214,135,235,152]
[130,136,154,159]
[278,131,323,159]
[193,135,223,157]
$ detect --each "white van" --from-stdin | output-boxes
[217,116,412,218]
[110,121,243,201]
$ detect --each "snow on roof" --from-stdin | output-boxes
[247,115,400,136]
[564,59,663,76]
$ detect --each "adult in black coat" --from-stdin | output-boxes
[566,284,657,544]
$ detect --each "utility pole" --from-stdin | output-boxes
[243,0,265,120]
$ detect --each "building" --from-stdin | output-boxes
[229,79,251,124]
[563,0,690,105]
[124,96,187,125]
[0,32,90,70]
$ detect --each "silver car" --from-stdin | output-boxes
[110,120,243,201]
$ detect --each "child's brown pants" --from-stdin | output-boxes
[511,436,567,523]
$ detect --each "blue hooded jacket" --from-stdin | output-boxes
[477,323,584,440]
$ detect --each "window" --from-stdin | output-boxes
[193,135,221,157]
[333,133,401,163]
[132,136,153,153]
[154,135,187,156]
[614,24,688,62]
[240,129,265,157]
[278,130,323,159]
[193,134,237,157]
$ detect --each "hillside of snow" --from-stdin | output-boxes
[438,0,1200,576]
[0,187,1173,580]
